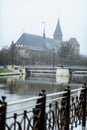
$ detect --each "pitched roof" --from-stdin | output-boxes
[16,33,46,51]
[16,32,63,52]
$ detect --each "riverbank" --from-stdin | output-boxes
[0,68,20,76]
[0,65,26,76]
[0,68,12,73]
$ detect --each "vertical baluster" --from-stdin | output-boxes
[82,85,87,128]
[0,96,7,130]
[33,90,46,130]
[65,86,70,130]
[23,110,27,130]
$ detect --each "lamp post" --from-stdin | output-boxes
[53,48,55,68]
[52,48,56,85]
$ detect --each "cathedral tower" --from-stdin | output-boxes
[53,18,63,41]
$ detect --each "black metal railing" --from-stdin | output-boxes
[0,85,87,130]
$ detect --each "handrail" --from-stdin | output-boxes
[7,96,42,106]
[47,91,67,97]
[7,88,84,107]
[7,102,42,114]
[71,87,84,92]
[47,96,66,104]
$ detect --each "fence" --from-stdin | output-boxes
[0,85,87,130]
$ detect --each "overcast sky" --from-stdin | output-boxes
[0,0,87,55]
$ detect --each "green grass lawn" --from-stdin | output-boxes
[0,68,12,73]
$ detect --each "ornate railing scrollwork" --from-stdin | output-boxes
[46,103,55,130]
[70,86,87,130]
[0,86,87,130]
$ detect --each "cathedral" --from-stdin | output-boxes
[16,18,80,64]
[16,18,63,52]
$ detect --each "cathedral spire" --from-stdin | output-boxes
[53,18,63,41]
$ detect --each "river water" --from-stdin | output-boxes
[0,73,87,102]
[0,73,87,130]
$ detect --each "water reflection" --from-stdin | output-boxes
[0,73,86,102]
[71,74,87,84]
[56,75,70,84]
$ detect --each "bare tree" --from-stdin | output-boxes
[10,41,18,65]
[0,47,10,65]
[58,41,79,65]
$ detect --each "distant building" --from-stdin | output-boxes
[16,18,63,52]
[68,37,80,55]
[15,18,80,64]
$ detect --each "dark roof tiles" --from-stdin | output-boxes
[16,33,61,52]
[16,33,46,51]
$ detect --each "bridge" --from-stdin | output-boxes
[0,85,87,130]
[25,65,87,75]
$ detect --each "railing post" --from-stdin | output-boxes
[65,86,70,130]
[82,84,87,128]
[34,90,46,130]
[0,96,7,130]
